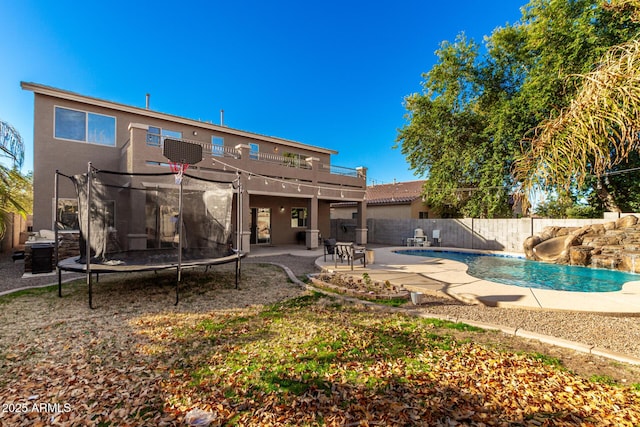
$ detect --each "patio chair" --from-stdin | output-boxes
[413,228,427,246]
[324,238,337,261]
[335,242,367,270]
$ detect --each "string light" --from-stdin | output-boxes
[206,154,366,197]
[210,151,511,198]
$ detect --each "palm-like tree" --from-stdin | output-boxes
[1,119,29,239]
[514,38,640,212]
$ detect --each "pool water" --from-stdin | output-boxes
[399,249,640,292]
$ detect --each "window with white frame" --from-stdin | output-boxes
[291,207,307,228]
[249,143,259,160]
[212,136,224,157]
[54,106,116,146]
[146,126,182,146]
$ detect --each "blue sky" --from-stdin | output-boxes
[1,0,524,185]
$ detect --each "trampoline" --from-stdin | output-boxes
[55,156,246,308]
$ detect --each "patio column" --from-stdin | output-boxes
[305,155,321,250]
[355,200,367,245]
[306,196,319,249]
[355,167,368,245]
[236,145,252,253]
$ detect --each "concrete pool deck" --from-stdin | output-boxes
[316,246,640,314]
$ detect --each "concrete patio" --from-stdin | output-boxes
[313,246,640,314]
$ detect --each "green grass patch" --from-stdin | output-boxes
[363,297,408,307]
[167,298,493,403]
[0,283,63,303]
[529,352,564,368]
[589,374,618,386]
[420,317,486,332]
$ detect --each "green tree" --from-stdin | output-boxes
[1,120,31,239]
[397,35,517,218]
[398,0,640,217]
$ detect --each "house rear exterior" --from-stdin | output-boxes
[22,82,367,253]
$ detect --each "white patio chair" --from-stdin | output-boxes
[413,228,426,246]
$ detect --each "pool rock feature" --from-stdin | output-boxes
[569,245,594,266]
[524,215,640,273]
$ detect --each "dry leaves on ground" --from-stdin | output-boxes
[0,263,639,426]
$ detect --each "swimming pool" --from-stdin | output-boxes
[398,249,640,292]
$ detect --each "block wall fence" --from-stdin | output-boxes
[330,212,638,253]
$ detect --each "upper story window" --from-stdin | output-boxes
[147,126,182,146]
[249,143,259,160]
[54,106,116,146]
[212,136,224,157]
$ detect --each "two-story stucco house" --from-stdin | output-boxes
[21,82,367,253]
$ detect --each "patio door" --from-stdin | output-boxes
[250,208,271,244]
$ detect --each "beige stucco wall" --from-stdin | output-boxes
[331,200,432,220]
[29,91,354,232]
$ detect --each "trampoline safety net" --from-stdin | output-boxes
[70,169,235,266]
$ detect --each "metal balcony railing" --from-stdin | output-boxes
[320,163,361,177]
[253,152,312,169]
[142,136,362,176]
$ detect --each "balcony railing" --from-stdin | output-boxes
[253,151,312,169]
[143,137,361,176]
[320,163,361,177]
[208,143,239,158]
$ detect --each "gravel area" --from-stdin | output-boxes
[0,254,84,295]
[3,251,640,360]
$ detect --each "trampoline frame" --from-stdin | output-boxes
[55,162,246,308]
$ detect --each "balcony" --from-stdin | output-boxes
[123,125,366,199]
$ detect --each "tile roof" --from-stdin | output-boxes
[333,180,426,207]
[366,180,425,205]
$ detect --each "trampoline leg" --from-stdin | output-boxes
[58,268,62,297]
[235,258,239,289]
[88,273,94,310]
[175,267,180,306]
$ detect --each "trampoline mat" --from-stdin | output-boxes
[58,248,244,273]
